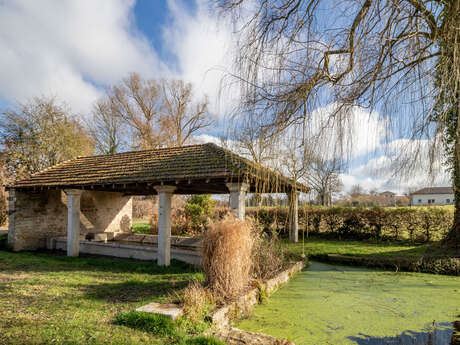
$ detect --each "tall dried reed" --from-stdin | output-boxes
[202,215,254,298]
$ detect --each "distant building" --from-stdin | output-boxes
[410,187,454,206]
[380,191,396,202]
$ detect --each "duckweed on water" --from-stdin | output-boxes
[237,261,460,345]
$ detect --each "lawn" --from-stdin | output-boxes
[132,219,151,234]
[283,236,429,258]
[0,246,204,345]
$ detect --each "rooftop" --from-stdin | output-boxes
[411,187,453,195]
[7,143,309,195]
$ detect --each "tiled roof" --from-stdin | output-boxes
[411,187,453,195]
[8,143,309,194]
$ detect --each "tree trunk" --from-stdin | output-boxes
[445,85,460,249]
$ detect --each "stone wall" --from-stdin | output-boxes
[80,191,132,234]
[8,189,132,251]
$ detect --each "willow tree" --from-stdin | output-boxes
[218,0,460,246]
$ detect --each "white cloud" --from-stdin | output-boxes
[162,0,241,116]
[340,138,451,194]
[0,0,166,115]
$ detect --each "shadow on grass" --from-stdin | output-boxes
[84,279,189,303]
[0,249,201,276]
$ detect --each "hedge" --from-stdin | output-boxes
[245,206,454,243]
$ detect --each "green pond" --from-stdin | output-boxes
[237,261,460,345]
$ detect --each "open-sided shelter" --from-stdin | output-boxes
[6,143,309,265]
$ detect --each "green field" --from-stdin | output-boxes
[0,247,205,345]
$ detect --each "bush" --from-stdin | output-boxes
[114,311,176,337]
[180,280,215,323]
[185,195,215,232]
[246,206,453,243]
[252,232,285,280]
[202,215,254,298]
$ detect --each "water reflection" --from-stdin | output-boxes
[348,322,454,345]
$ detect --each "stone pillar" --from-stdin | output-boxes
[288,191,299,243]
[226,182,249,220]
[64,189,83,257]
[7,189,16,249]
[154,185,176,266]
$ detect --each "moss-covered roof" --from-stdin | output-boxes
[8,143,309,194]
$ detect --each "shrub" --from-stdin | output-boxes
[114,311,176,337]
[252,232,285,280]
[180,280,215,323]
[246,206,453,243]
[202,215,254,298]
[185,195,215,232]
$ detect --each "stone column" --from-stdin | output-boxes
[154,185,176,266]
[226,182,249,220]
[287,190,299,243]
[64,189,83,257]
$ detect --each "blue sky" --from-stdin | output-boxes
[0,0,449,194]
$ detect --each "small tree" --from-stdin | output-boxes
[184,195,215,232]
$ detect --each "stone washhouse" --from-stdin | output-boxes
[6,143,309,266]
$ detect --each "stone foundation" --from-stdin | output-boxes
[8,189,132,251]
[47,237,201,265]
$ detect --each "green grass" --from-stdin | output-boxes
[0,249,206,345]
[283,236,429,259]
[132,221,151,234]
[114,311,224,345]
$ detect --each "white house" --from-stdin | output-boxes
[410,187,454,206]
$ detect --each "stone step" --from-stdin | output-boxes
[214,327,294,345]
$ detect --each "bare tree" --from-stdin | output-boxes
[232,114,279,167]
[87,99,126,154]
[278,124,310,185]
[218,0,460,245]
[160,79,211,147]
[224,109,282,205]
[307,156,344,206]
[349,184,366,198]
[109,73,163,150]
[101,73,211,150]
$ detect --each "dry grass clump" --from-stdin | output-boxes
[180,280,215,322]
[252,233,285,280]
[202,215,254,298]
